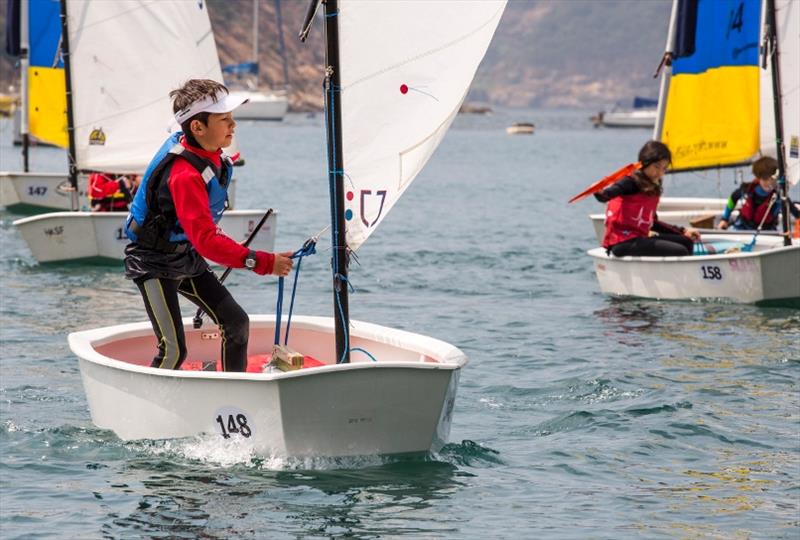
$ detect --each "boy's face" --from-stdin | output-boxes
[758,175,777,191]
[192,112,236,151]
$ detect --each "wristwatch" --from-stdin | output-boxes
[244,249,257,270]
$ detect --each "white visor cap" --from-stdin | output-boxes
[174,90,249,125]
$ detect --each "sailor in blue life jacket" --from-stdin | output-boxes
[124,79,293,372]
[718,156,800,230]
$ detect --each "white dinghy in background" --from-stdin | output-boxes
[13,210,276,264]
[70,316,466,457]
[1,0,72,212]
[11,0,261,264]
[589,0,799,305]
[69,0,507,457]
[0,172,80,213]
[590,234,800,305]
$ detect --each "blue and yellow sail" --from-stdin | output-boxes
[28,0,67,148]
[658,0,761,170]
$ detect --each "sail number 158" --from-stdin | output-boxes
[701,265,723,280]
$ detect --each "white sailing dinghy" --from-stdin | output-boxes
[12,0,274,263]
[1,0,76,212]
[590,0,799,305]
[68,0,507,457]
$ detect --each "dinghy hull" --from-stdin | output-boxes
[0,171,77,212]
[13,209,276,263]
[69,316,466,457]
[589,235,800,304]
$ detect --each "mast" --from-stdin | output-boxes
[765,0,791,246]
[653,0,679,141]
[59,0,78,211]
[253,0,259,87]
[323,0,350,364]
[20,0,30,171]
[275,0,290,89]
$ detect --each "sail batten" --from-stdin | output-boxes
[337,0,506,250]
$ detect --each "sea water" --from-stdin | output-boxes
[1,110,798,539]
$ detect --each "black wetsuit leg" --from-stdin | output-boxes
[610,234,693,257]
[135,277,187,370]
[177,269,249,372]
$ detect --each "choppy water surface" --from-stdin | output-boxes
[1,111,798,539]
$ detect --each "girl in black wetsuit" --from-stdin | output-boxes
[595,141,701,257]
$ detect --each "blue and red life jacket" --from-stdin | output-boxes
[125,132,232,252]
[737,181,777,229]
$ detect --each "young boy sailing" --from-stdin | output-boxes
[124,79,293,372]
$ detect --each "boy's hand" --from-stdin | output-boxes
[717,219,729,230]
[253,251,293,276]
[271,252,294,277]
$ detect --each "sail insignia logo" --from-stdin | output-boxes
[89,128,106,146]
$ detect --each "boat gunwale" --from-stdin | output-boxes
[69,315,468,381]
[587,237,799,263]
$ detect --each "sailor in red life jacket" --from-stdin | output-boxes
[123,79,293,372]
[88,172,139,211]
[594,140,701,257]
[717,156,800,230]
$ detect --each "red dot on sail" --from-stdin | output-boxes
[346,191,354,201]
[400,84,408,94]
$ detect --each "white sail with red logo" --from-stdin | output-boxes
[337,0,506,250]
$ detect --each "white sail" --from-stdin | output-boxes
[65,0,226,174]
[338,0,506,250]
[759,0,799,186]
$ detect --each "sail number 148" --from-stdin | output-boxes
[215,413,252,438]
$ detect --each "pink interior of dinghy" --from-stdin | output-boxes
[94,335,327,372]
[181,354,326,373]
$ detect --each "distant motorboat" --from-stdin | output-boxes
[506,122,535,135]
[228,89,289,121]
[592,96,657,128]
[459,102,493,114]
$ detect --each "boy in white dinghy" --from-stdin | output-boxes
[123,79,293,372]
[717,156,800,231]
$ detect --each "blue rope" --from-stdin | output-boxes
[350,347,378,362]
[274,239,318,346]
